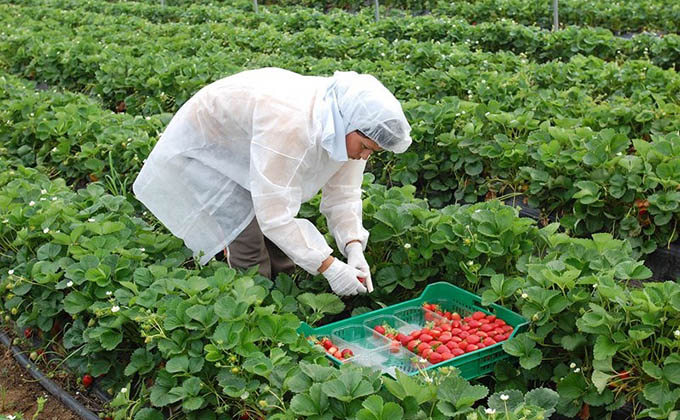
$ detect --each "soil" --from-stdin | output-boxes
[0,342,80,420]
[0,323,112,420]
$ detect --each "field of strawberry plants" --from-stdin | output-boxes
[1,0,680,419]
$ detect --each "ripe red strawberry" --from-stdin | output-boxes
[341,348,354,358]
[428,352,443,364]
[389,341,400,353]
[321,337,333,350]
[82,374,93,388]
[374,325,386,335]
[24,328,33,339]
[417,342,430,354]
[465,344,479,352]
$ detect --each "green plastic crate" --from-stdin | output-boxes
[298,281,528,380]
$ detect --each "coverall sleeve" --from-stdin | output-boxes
[249,99,333,275]
[320,159,369,258]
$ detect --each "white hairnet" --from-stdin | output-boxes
[321,71,412,156]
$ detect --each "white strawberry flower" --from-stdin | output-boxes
[500,394,509,401]
[674,330,680,338]
[52,197,57,201]
[29,201,35,206]
[403,243,411,249]
[574,368,580,373]
[106,291,112,296]
[111,305,120,313]
[521,293,529,299]
[120,387,127,393]
[88,218,95,222]
[42,228,49,233]
[570,362,576,369]
[40,189,47,194]
[67,281,73,287]
[8,269,14,275]
[485,408,496,414]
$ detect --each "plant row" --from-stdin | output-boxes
[10,0,680,71]
[3,2,680,118]
[1,155,679,419]
[432,0,680,34]
[2,9,679,255]
[102,0,680,34]
[3,7,680,253]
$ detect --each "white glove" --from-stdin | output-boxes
[322,259,367,296]
[346,242,374,293]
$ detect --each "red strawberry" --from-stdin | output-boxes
[24,328,33,339]
[374,325,386,335]
[428,352,443,364]
[465,344,479,352]
[321,337,333,350]
[341,348,354,358]
[82,374,94,388]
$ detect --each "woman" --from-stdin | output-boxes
[133,68,412,296]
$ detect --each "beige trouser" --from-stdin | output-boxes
[216,217,296,279]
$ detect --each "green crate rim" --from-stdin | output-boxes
[297,281,529,380]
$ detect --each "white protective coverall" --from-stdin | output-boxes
[133,68,411,275]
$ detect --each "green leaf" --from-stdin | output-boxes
[290,383,328,416]
[216,370,246,398]
[382,370,433,405]
[322,370,374,402]
[134,408,164,420]
[166,355,189,373]
[100,329,123,350]
[124,348,155,376]
[592,370,614,393]
[594,335,618,360]
[488,389,523,412]
[663,363,680,385]
[560,334,586,351]
[525,388,559,416]
[643,361,664,379]
[299,361,336,383]
[37,243,62,260]
[298,293,344,315]
[290,394,319,416]
[437,376,488,410]
[557,374,587,400]
[356,395,405,420]
[63,291,93,314]
[182,396,204,411]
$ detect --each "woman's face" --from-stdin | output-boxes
[345,130,382,160]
